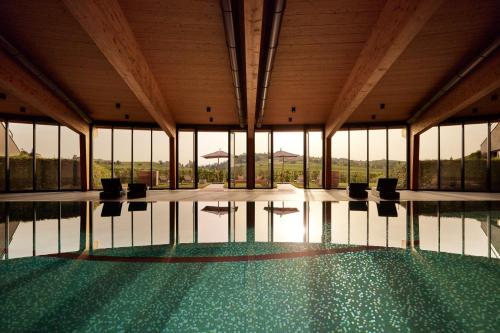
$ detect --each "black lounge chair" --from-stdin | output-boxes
[99,178,125,199]
[372,178,400,200]
[347,183,368,199]
[127,183,148,199]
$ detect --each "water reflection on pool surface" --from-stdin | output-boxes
[0,201,499,332]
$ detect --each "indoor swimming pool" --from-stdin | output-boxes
[0,200,499,332]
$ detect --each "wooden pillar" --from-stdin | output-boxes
[169,135,176,190]
[247,136,255,189]
[79,133,90,191]
[324,135,332,189]
[409,133,420,190]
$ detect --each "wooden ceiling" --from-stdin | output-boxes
[0,93,44,117]
[453,88,500,119]
[0,0,498,128]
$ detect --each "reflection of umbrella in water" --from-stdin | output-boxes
[201,204,238,216]
[273,149,299,183]
[264,202,299,217]
[202,149,228,182]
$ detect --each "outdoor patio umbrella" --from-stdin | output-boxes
[202,149,228,183]
[273,149,299,183]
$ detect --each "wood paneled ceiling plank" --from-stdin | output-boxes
[63,0,176,137]
[324,0,443,138]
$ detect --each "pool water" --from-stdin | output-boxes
[1,201,499,332]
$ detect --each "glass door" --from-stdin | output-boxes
[229,131,247,189]
[306,130,323,188]
[255,131,272,188]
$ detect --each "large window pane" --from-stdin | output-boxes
[491,122,500,191]
[388,128,407,189]
[331,131,348,188]
[92,127,112,189]
[230,131,247,188]
[349,129,367,183]
[60,126,81,190]
[133,129,151,186]
[464,123,487,191]
[273,132,304,188]
[419,127,438,189]
[255,131,271,188]
[197,131,228,187]
[440,125,462,190]
[35,124,59,190]
[368,129,386,187]
[152,130,170,189]
[9,122,33,191]
[0,122,5,191]
[178,131,195,188]
[113,128,132,188]
[306,131,322,188]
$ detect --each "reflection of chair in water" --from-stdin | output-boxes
[377,202,398,217]
[101,202,123,217]
[349,201,367,212]
[128,202,148,211]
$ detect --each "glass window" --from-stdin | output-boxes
[418,126,438,189]
[464,123,488,191]
[113,128,132,188]
[255,131,272,188]
[388,128,407,189]
[60,126,81,190]
[133,129,151,186]
[491,122,500,191]
[331,131,348,188]
[197,131,228,188]
[349,129,367,183]
[306,131,322,188]
[8,122,33,191]
[273,132,304,188]
[368,128,386,187]
[152,130,170,189]
[35,124,59,190]
[178,130,195,188]
[439,125,462,190]
[0,122,5,191]
[230,131,247,188]
[92,127,112,189]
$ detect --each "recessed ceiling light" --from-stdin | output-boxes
[291,106,296,113]
[380,103,385,110]
[206,106,211,113]
[288,117,292,122]
[371,114,376,120]
[209,117,214,122]
[472,107,478,114]
[115,102,121,110]
[20,106,26,113]
[124,114,130,120]
[0,92,6,100]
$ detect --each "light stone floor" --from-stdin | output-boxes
[0,183,499,201]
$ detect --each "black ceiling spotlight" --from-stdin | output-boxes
[20,106,26,113]
[371,114,376,120]
[0,92,6,100]
[492,94,498,101]
[115,102,121,110]
[206,106,211,113]
[472,107,478,114]
[209,117,214,122]
[291,106,296,113]
[288,117,292,122]
[380,103,385,110]
[124,114,130,120]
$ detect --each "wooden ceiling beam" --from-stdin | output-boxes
[0,48,89,135]
[325,0,443,138]
[244,0,264,139]
[63,0,176,138]
[410,49,500,135]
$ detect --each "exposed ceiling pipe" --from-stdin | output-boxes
[255,0,286,128]
[0,33,92,124]
[407,36,500,124]
[221,0,246,128]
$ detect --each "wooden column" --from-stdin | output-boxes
[409,133,420,190]
[169,135,176,190]
[79,133,90,191]
[247,136,255,189]
[324,135,332,189]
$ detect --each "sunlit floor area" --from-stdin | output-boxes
[1,200,499,331]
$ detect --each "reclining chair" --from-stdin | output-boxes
[372,178,400,200]
[99,178,125,199]
[347,183,368,199]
